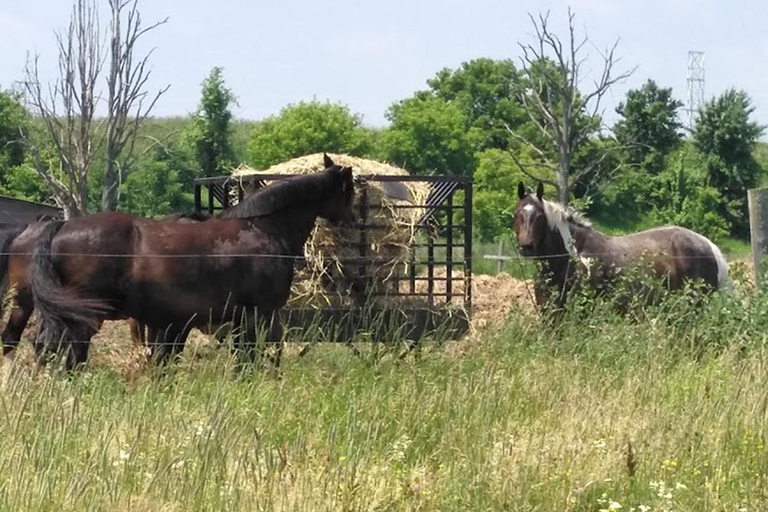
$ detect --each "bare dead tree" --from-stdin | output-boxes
[509,9,635,205]
[21,0,103,218]
[102,0,169,211]
[21,0,167,218]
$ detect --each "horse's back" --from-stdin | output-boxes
[610,225,727,290]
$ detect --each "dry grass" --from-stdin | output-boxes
[232,153,431,309]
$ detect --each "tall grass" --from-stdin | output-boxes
[2,279,768,510]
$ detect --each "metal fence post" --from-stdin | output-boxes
[748,188,768,288]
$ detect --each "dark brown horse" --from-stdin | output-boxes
[29,155,354,369]
[1,212,211,359]
[513,182,730,310]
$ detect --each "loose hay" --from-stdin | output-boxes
[231,153,430,308]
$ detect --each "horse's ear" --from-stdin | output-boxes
[323,153,335,168]
[340,167,353,193]
[536,182,544,200]
[518,182,526,200]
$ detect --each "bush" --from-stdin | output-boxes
[649,145,728,242]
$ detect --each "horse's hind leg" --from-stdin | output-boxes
[128,318,147,346]
[267,314,283,369]
[33,324,95,372]
[2,290,33,358]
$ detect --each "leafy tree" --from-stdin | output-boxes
[473,149,524,241]
[614,80,683,171]
[0,163,50,203]
[650,144,728,242]
[119,143,194,217]
[247,100,373,169]
[0,90,27,173]
[186,67,236,177]
[378,96,475,176]
[0,90,49,203]
[427,58,526,151]
[693,89,765,236]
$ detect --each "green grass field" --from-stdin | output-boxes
[1,283,767,511]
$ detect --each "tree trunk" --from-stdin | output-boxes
[101,158,118,211]
[558,157,570,205]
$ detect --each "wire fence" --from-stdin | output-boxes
[0,251,734,260]
[1,245,736,351]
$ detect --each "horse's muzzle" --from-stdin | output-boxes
[519,244,535,257]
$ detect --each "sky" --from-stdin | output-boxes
[1,0,767,129]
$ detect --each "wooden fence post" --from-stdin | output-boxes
[483,239,512,274]
[748,188,768,287]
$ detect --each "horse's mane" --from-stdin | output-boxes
[539,199,592,257]
[541,199,592,229]
[220,169,341,219]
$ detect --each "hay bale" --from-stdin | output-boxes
[230,153,430,308]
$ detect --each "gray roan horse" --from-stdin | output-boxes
[513,182,730,310]
[28,155,354,370]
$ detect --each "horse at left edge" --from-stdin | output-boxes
[21,154,355,370]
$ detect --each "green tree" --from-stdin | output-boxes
[693,89,765,236]
[378,96,475,176]
[614,80,683,171]
[650,144,728,242]
[0,89,49,203]
[119,143,194,217]
[427,58,526,151]
[247,100,373,169]
[472,149,523,241]
[186,67,236,177]
[0,89,27,174]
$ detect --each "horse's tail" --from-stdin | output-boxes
[31,221,108,346]
[0,224,27,314]
[708,238,732,291]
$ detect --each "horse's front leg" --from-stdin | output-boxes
[235,309,260,365]
[234,309,282,369]
[128,318,147,346]
[148,323,190,366]
[267,310,283,368]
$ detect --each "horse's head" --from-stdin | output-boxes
[319,153,355,225]
[513,181,547,258]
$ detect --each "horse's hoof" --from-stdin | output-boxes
[2,351,16,365]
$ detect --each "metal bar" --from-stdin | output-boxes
[463,182,473,311]
[339,292,458,298]
[222,181,230,209]
[194,174,473,185]
[207,185,215,215]
[363,204,465,211]
[359,223,469,231]
[427,233,434,308]
[446,190,453,303]
[194,185,202,212]
[418,181,460,225]
[374,276,457,282]
[358,185,368,303]
[351,242,465,250]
